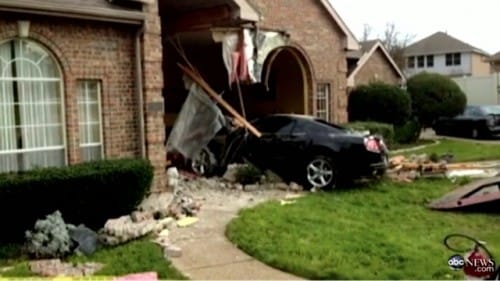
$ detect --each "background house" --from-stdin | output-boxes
[404,31,491,78]
[491,51,500,73]
[347,40,406,89]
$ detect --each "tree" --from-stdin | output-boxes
[361,22,415,69]
[406,72,467,128]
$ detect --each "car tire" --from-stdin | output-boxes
[191,147,217,177]
[303,155,338,190]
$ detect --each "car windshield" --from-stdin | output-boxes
[481,105,500,115]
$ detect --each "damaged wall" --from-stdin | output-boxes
[247,0,350,123]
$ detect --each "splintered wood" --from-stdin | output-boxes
[388,154,448,183]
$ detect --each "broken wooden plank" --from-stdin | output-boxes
[178,63,262,138]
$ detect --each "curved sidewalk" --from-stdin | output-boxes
[167,192,304,280]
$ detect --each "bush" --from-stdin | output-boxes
[0,158,153,242]
[25,211,73,259]
[348,82,411,126]
[394,118,422,144]
[234,164,263,185]
[344,121,395,145]
[406,72,467,128]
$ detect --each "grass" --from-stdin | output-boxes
[389,139,435,151]
[0,239,187,279]
[393,139,500,162]
[226,179,500,280]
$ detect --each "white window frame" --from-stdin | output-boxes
[314,83,331,122]
[0,38,67,172]
[77,80,104,162]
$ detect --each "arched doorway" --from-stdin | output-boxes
[262,46,313,115]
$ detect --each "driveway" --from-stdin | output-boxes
[420,129,500,144]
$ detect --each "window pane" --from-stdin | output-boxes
[81,146,102,162]
[77,80,102,162]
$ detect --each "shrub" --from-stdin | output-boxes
[25,211,73,259]
[394,118,422,144]
[406,72,467,128]
[348,82,411,126]
[0,158,153,242]
[234,164,263,185]
[344,121,395,145]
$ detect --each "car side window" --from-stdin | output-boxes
[254,117,295,134]
[465,107,482,117]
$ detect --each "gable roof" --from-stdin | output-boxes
[490,51,500,62]
[347,40,406,87]
[405,31,489,56]
[319,0,360,50]
[0,0,144,25]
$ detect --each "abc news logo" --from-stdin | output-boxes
[448,254,496,272]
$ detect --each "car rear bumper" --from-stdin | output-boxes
[345,153,388,178]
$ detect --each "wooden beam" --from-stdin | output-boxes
[178,63,262,138]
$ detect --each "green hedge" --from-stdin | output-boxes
[348,82,411,126]
[0,158,153,242]
[394,119,422,144]
[344,121,395,145]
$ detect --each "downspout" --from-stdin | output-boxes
[135,24,146,159]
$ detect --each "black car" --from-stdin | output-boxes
[433,105,500,139]
[192,114,389,190]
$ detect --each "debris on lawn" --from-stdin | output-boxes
[164,244,182,258]
[68,224,100,256]
[29,259,104,277]
[428,176,500,213]
[387,154,500,183]
[99,215,173,246]
[280,199,296,206]
[176,217,199,228]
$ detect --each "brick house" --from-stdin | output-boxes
[0,0,166,189]
[161,0,360,127]
[0,0,361,190]
[347,40,406,88]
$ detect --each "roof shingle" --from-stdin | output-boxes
[404,31,489,56]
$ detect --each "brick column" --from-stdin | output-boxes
[142,0,167,191]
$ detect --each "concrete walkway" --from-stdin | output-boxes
[167,191,304,280]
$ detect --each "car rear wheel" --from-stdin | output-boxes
[304,155,337,190]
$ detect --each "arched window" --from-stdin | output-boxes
[0,39,65,173]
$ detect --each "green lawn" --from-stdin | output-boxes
[393,139,500,162]
[389,139,436,151]
[226,179,500,280]
[0,239,187,279]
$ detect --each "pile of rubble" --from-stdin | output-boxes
[29,259,103,277]
[387,154,449,183]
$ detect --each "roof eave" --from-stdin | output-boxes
[0,0,145,25]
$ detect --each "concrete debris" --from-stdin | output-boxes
[29,259,104,277]
[164,245,182,258]
[99,215,173,246]
[130,210,154,223]
[280,199,296,206]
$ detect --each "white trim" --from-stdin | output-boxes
[319,0,360,50]
[347,41,406,87]
[0,146,64,155]
[77,80,104,161]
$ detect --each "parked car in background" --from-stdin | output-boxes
[192,114,389,190]
[433,105,500,139]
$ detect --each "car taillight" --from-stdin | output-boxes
[364,137,382,153]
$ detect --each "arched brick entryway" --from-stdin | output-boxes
[260,45,314,115]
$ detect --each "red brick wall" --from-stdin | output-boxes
[355,48,402,86]
[0,15,140,169]
[247,0,349,123]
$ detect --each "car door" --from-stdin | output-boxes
[249,116,296,167]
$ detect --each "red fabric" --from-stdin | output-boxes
[229,31,249,84]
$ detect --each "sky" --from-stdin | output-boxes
[329,0,500,54]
